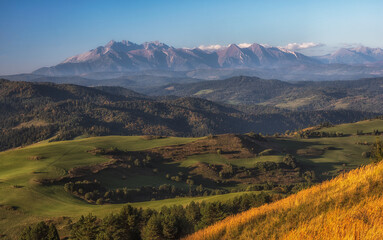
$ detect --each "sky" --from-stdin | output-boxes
[0,0,383,75]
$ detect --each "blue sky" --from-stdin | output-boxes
[0,0,382,74]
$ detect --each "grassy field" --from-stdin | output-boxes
[318,119,383,135]
[0,136,200,238]
[179,154,283,168]
[271,135,374,178]
[0,119,382,239]
[266,119,383,179]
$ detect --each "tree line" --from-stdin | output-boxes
[21,192,273,240]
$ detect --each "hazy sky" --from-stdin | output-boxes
[1,0,382,75]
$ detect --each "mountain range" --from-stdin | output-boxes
[32,40,383,79]
[33,40,319,76]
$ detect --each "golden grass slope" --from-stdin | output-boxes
[185,160,383,240]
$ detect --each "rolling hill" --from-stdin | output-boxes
[153,76,383,112]
[1,78,376,151]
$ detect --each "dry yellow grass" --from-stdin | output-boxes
[185,160,383,240]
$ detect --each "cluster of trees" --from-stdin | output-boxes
[243,182,312,194]
[64,180,226,204]
[282,154,298,169]
[299,131,344,139]
[254,161,280,172]
[21,193,275,239]
[253,155,298,173]
[355,129,381,136]
[94,148,156,170]
[218,164,235,179]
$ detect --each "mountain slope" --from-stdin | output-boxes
[185,159,383,240]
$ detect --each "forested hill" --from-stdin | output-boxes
[0,79,377,151]
[152,76,383,112]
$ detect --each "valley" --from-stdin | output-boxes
[152,76,383,112]
[2,78,379,152]
[3,1,383,239]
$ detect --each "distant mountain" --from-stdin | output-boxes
[0,41,375,82]
[0,73,204,93]
[33,40,320,76]
[316,46,383,64]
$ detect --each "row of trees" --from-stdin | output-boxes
[299,131,344,139]
[64,180,227,204]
